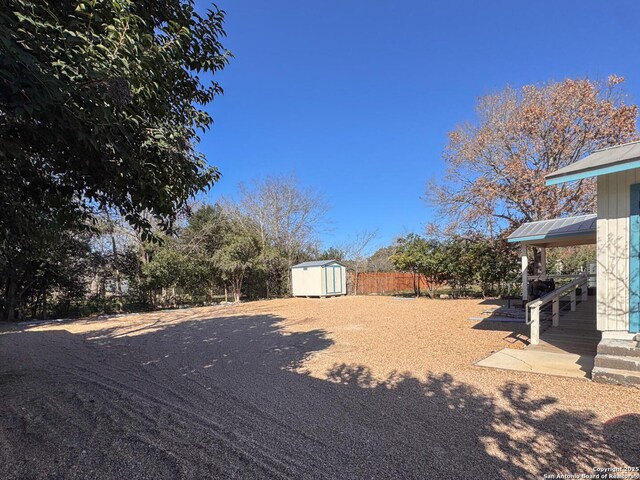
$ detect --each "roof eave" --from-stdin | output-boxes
[507,231,596,247]
[545,159,640,186]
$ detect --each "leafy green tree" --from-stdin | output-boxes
[212,222,261,302]
[1,0,229,320]
[440,238,477,297]
[390,234,447,298]
[143,240,204,307]
[470,238,519,297]
[390,234,424,296]
[181,204,261,302]
[418,241,448,299]
[547,245,596,275]
[23,231,93,319]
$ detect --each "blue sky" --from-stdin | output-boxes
[196,0,640,251]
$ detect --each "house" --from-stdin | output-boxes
[508,140,640,386]
[291,260,347,297]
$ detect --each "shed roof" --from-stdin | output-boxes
[292,260,343,268]
[546,140,640,186]
[507,214,597,247]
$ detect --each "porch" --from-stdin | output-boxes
[527,295,598,357]
[476,214,599,379]
[476,289,598,380]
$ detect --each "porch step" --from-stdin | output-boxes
[468,316,525,323]
[541,329,601,341]
[481,307,554,320]
[597,339,640,358]
[594,354,640,371]
[592,366,640,387]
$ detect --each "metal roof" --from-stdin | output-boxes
[507,214,597,246]
[292,260,343,268]
[546,140,640,186]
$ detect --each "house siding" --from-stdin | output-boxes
[597,171,637,333]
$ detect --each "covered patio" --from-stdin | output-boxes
[477,214,599,379]
[508,213,597,345]
[479,142,640,385]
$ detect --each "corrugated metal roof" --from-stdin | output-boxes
[292,260,343,268]
[546,140,640,185]
[507,214,597,244]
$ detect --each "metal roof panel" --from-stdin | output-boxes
[546,140,640,185]
[507,214,597,244]
[292,260,343,268]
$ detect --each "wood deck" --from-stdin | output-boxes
[526,295,600,356]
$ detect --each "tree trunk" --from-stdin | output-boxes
[41,285,47,320]
[232,274,242,303]
[353,270,359,295]
[3,274,17,322]
[110,233,122,296]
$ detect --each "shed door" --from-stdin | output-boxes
[630,183,640,333]
[325,265,341,294]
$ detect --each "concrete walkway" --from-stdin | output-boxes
[476,348,594,379]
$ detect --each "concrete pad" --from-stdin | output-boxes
[475,348,594,380]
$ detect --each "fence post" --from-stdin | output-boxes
[552,297,559,327]
[531,307,540,345]
[570,290,577,311]
[581,281,588,302]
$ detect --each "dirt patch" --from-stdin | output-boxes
[0,296,637,479]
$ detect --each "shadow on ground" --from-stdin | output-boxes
[0,310,631,479]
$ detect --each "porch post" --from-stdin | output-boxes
[521,244,528,301]
[540,247,546,277]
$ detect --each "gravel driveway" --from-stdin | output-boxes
[1,296,638,479]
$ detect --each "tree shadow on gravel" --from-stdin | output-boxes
[0,310,626,480]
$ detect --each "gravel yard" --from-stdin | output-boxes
[1,296,638,479]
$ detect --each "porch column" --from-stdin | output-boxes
[540,247,546,277]
[521,244,528,301]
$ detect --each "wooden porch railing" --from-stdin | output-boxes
[525,272,591,345]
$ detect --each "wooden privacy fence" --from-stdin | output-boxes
[347,272,431,295]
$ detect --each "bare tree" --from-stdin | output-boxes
[341,230,378,295]
[230,175,329,295]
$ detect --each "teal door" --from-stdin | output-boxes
[630,184,640,333]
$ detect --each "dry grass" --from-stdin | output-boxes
[1,296,638,479]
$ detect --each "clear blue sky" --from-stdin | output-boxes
[196,0,640,251]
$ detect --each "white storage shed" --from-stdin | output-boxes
[291,260,347,297]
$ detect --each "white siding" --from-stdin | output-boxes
[597,171,638,332]
[292,267,323,296]
[318,267,327,296]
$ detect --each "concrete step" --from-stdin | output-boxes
[481,308,554,320]
[468,316,525,323]
[594,354,640,371]
[597,339,640,358]
[480,308,526,318]
[542,330,601,341]
[592,366,640,387]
